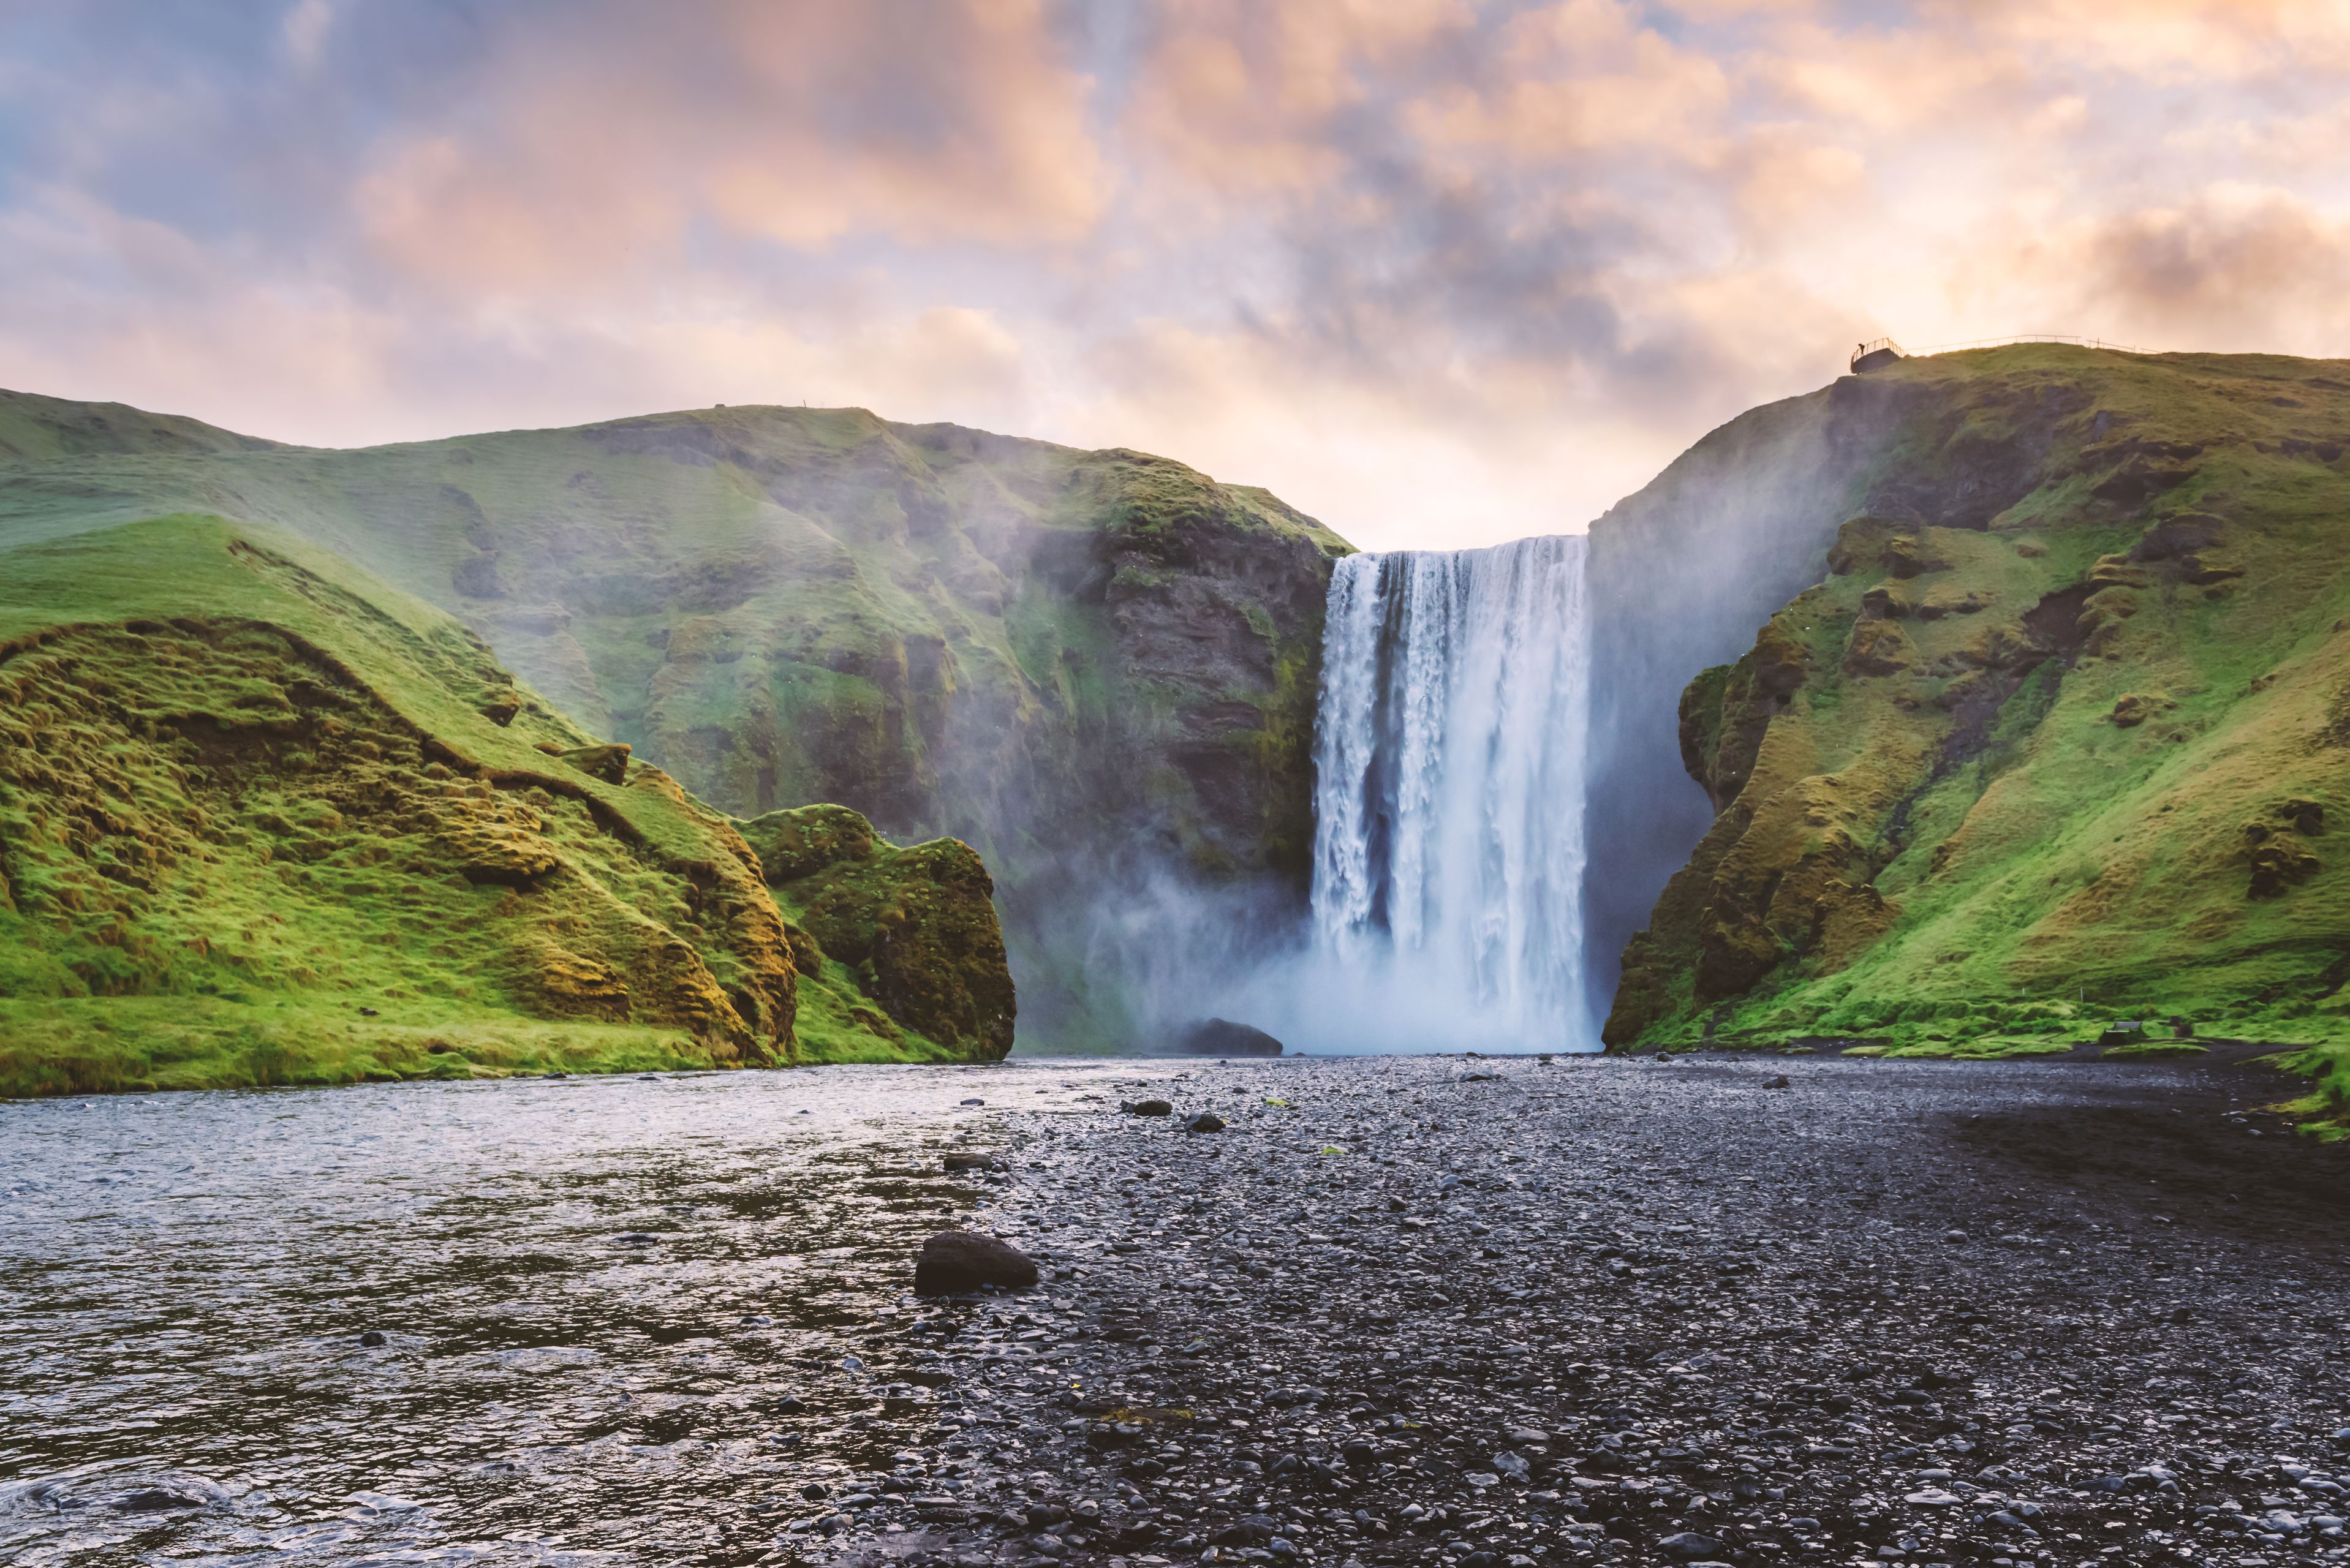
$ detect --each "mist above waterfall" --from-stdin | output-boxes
[1245,535,1596,1054]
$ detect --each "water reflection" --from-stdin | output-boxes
[0,1064,1116,1566]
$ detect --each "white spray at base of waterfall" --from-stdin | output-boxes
[1266,535,1597,1054]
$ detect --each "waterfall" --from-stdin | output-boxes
[1302,535,1595,1052]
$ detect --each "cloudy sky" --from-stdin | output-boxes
[3,1,2346,550]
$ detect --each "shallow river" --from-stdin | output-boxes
[0,1061,1134,1566]
[8,1052,2347,1568]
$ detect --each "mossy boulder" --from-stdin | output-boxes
[741,804,1016,1061]
[740,802,876,881]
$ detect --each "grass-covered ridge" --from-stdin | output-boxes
[0,391,1353,1049]
[0,515,1014,1095]
[1606,346,2350,1115]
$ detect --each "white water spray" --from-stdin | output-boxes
[1293,535,1595,1052]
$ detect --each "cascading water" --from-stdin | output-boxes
[1299,535,1595,1051]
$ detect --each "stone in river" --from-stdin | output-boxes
[944,1152,1007,1172]
[1178,1018,1284,1057]
[358,1329,388,1347]
[915,1230,1039,1295]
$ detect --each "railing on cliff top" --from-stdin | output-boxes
[1851,333,2143,372]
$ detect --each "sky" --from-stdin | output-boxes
[3,1,2349,551]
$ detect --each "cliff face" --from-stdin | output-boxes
[1583,376,1916,1019]
[1602,347,2350,1057]
[0,393,1351,1047]
[0,515,1013,1095]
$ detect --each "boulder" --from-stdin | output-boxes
[913,1230,1038,1295]
[743,805,1017,1061]
[1179,1017,1284,1057]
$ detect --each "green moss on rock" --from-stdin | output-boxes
[741,804,1016,1061]
[739,802,877,881]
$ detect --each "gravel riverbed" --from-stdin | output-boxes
[4,1052,2347,1568]
[803,1053,2350,1568]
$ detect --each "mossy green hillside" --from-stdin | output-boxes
[1609,347,2350,1096]
[0,397,1351,872]
[0,392,1351,1049]
[0,515,1011,1096]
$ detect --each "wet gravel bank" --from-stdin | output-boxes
[803,1054,2350,1568]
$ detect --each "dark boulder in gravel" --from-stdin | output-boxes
[1122,1098,1173,1116]
[1185,1110,1226,1133]
[1179,1017,1284,1057]
[913,1230,1038,1295]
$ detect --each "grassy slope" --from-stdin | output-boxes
[0,514,1006,1094]
[0,391,1352,1049]
[0,393,1350,856]
[1606,346,2350,1127]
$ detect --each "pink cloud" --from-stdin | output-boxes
[358,0,1108,300]
[6,0,2350,551]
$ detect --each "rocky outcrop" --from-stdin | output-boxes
[1604,345,2350,1052]
[739,804,1015,1061]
